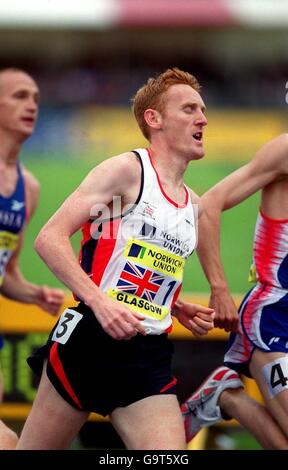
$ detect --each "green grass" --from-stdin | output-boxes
[20,155,259,294]
[20,157,94,288]
[209,428,262,450]
[233,430,262,450]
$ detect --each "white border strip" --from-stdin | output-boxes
[229,0,288,27]
[0,0,117,28]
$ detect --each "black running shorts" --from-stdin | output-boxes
[27,303,177,416]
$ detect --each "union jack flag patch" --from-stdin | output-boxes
[117,261,165,302]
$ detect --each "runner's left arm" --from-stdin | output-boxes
[170,189,214,337]
[172,299,215,337]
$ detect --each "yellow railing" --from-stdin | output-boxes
[0,293,240,338]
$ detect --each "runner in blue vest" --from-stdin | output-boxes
[0,68,64,449]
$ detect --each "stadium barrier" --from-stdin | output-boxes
[25,108,286,163]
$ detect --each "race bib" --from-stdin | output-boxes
[123,238,185,281]
[0,231,18,285]
[52,309,83,344]
[107,288,169,321]
[248,262,257,283]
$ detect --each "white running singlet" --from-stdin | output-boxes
[79,148,197,335]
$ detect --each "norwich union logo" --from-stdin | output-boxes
[124,238,185,281]
[127,242,147,259]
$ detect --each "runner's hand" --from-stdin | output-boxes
[209,289,240,333]
[176,301,215,337]
[36,285,65,316]
[91,294,146,340]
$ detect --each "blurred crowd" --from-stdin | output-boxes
[3,57,287,108]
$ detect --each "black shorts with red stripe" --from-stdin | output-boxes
[27,302,177,417]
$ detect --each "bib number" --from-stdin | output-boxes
[262,357,288,398]
[270,363,288,389]
[52,309,83,345]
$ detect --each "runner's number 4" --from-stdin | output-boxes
[270,363,288,389]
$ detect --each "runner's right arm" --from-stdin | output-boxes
[35,153,146,339]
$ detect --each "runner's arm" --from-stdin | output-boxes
[197,133,288,332]
[35,153,146,339]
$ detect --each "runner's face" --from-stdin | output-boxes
[0,71,39,141]
[160,84,207,160]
